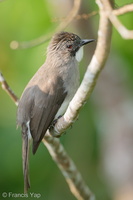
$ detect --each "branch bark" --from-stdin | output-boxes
[43,135,95,200]
[109,14,133,39]
[53,11,98,22]
[103,1,133,39]
[0,72,19,106]
[113,4,133,16]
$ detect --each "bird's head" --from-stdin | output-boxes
[47,32,94,62]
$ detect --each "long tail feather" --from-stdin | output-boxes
[22,130,30,193]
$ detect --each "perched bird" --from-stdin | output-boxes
[17,31,94,193]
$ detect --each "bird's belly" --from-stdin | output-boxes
[55,90,78,119]
[55,66,79,118]
[55,97,71,118]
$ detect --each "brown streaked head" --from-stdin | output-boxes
[47,31,94,57]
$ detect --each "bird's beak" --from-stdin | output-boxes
[80,39,95,47]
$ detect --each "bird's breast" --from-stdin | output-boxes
[55,59,79,118]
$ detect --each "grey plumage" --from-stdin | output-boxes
[17,31,94,193]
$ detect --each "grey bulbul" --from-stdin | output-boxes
[17,31,94,193]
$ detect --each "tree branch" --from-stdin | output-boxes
[76,11,98,20]
[43,135,95,200]
[10,0,81,50]
[52,11,98,22]
[102,0,133,39]
[113,4,133,16]
[0,72,19,106]
[109,14,133,39]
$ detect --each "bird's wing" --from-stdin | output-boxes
[17,76,67,154]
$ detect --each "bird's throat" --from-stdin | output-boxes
[75,47,83,62]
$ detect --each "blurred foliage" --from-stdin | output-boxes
[0,0,133,200]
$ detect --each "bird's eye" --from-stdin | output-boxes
[67,45,73,49]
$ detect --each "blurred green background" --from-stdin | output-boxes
[0,0,133,200]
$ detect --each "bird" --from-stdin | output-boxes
[17,31,94,193]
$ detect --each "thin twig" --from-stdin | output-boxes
[102,0,133,39]
[109,14,133,39]
[0,72,19,105]
[10,0,81,50]
[52,11,98,22]
[76,11,98,20]
[113,4,133,16]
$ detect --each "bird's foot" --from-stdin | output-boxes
[49,115,62,129]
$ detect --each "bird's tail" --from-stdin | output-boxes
[22,130,30,193]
